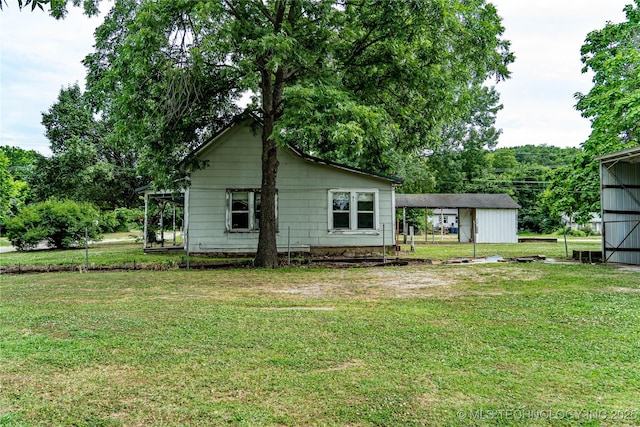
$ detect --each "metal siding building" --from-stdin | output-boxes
[596,147,640,264]
[395,194,520,243]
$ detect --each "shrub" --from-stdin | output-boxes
[5,199,101,250]
[555,227,587,237]
[568,229,587,237]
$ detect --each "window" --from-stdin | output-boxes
[357,193,374,229]
[227,189,272,232]
[231,192,250,229]
[332,192,351,229]
[329,189,378,232]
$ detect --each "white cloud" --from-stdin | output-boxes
[0,3,103,155]
[490,0,631,148]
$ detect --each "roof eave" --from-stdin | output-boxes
[595,146,640,163]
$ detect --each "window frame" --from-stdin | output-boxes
[328,189,380,234]
[226,189,276,233]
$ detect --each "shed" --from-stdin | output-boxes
[395,193,520,243]
[181,116,402,256]
[595,146,640,264]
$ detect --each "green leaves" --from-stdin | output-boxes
[5,198,101,250]
[576,0,640,156]
[83,0,512,185]
[553,1,640,221]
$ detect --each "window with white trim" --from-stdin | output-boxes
[329,189,379,231]
[227,189,273,232]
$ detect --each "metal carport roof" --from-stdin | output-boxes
[395,193,520,209]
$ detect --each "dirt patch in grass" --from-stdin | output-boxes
[610,286,640,293]
[324,359,363,371]
[267,267,465,298]
[262,265,544,299]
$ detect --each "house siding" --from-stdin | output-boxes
[187,122,396,254]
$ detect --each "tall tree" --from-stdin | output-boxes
[0,148,34,230]
[85,0,512,267]
[0,151,16,227]
[554,0,640,221]
[33,83,147,208]
[427,84,503,193]
[576,0,640,156]
[3,0,513,266]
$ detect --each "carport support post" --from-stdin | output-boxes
[143,193,149,249]
[473,220,477,257]
[172,203,177,246]
[403,208,407,244]
[160,202,165,248]
[425,209,428,243]
[410,226,415,252]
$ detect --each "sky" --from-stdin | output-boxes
[0,1,634,157]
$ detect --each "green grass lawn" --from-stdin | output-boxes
[0,236,219,268]
[1,263,639,426]
[1,232,603,268]
[397,237,602,261]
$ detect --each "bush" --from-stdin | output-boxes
[555,227,586,237]
[5,199,101,250]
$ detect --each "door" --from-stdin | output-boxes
[458,209,473,243]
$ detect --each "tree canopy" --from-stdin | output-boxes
[31,83,148,209]
[3,0,513,266]
[82,0,512,266]
[544,0,640,222]
[0,0,101,18]
[576,0,640,156]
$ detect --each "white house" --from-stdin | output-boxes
[180,117,402,256]
[395,193,520,243]
[562,213,602,234]
[428,209,459,232]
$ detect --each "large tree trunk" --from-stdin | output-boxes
[254,65,284,268]
[254,2,290,268]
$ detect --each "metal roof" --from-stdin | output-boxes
[396,193,520,209]
[594,145,640,164]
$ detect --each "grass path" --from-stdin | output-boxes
[1,263,639,426]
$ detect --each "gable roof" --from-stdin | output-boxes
[180,113,403,185]
[396,193,520,209]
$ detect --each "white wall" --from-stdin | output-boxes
[476,209,518,243]
[187,122,397,253]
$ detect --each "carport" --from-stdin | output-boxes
[395,193,520,244]
[595,147,640,264]
[136,185,185,252]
